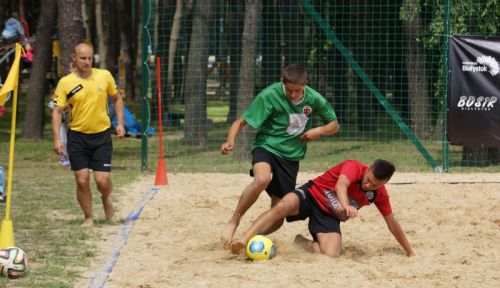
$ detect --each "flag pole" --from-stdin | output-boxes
[0,43,23,248]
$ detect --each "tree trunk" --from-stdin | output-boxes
[167,0,183,101]
[402,0,430,139]
[22,0,57,140]
[183,0,216,146]
[104,0,119,75]
[324,0,349,122]
[57,0,84,75]
[118,0,136,100]
[134,0,142,102]
[260,1,282,91]
[280,0,306,66]
[81,0,91,40]
[95,0,106,68]
[225,0,244,124]
[154,2,174,125]
[350,0,376,132]
[234,0,259,159]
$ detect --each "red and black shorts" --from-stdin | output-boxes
[67,129,113,172]
[286,181,342,239]
[251,147,299,198]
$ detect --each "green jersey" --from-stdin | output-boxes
[243,82,337,161]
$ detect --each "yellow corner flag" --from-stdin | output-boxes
[0,43,24,248]
[0,44,23,117]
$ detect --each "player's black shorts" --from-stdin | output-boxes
[251,147,299,198]
[286,181,341,239]
[67,129,113,172]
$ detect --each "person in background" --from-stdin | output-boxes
[1,12,27,44]
[48,92,70,168]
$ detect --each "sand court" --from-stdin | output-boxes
[77,172,500,287]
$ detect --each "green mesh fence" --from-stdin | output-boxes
[141,0,500,173]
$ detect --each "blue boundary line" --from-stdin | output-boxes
[87,187,160,288]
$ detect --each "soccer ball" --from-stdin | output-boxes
[245,235,276,261]
[0,247,28,279]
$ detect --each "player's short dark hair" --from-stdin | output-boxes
[282,64,308,84]
[371,159,395,181]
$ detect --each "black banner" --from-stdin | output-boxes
[447,36,500,147]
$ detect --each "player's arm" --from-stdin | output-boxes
[221,117,247,155]
[300,119,339,142]
[51,105,64,155]
[110,92,125,138]
[334,174,358,218]
[383,213,416,257]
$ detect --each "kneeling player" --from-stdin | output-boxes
[230,159,416,258]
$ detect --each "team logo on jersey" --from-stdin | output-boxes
[365,190,377,203]
[303,105,312,115]
[287,114,308,135]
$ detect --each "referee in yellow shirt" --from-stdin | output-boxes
[52,42,125,227]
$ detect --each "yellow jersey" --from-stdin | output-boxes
[54,68,118,133]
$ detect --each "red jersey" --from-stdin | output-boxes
[308,160,392,220]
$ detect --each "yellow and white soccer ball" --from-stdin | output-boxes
[245,235,276,261]
[0,246,28,279]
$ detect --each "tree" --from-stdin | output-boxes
[133,0,142,102]
[349,0,378,132]
[183,0,216,146]
[319,0,350,121]
[281,0,306,66]
[234,0,259,159]
[260,1,282,91]
[103,0,120,75]
[117,0,137,100]
[57,0,84,76]
[224,0,244,124]
[402,0,430,139]
[22,0,57,140]
[167,0,183,102]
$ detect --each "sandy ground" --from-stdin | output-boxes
[77,172,500,288]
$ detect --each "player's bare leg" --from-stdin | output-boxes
[315,232,342,257]
[95,171,115,221]
[75,169,94,227]
[260,195,285,234]
[294,233,342,257]
[221,162,272,244]
[230,193,300,254]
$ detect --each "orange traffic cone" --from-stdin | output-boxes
[154,158,168,185]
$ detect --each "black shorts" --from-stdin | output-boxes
[67,129,113,172]
[251,147,299,198]
[286,181,341,239]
